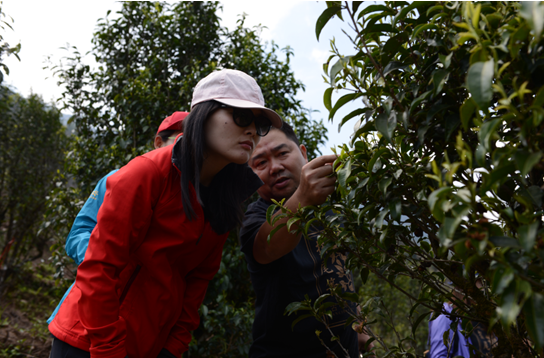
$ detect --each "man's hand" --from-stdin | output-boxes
[253,154,337,264]
[291,154,337,208]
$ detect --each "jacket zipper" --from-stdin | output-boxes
[119,265,141,304]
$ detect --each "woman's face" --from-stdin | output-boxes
[204,107,261,167]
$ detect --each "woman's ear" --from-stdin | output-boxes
[154,135,164,149]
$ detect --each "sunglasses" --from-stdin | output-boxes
[221,105,272,137]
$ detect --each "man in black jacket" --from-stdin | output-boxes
[240,122,370,358]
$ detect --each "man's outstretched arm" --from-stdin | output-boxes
[253,154,337,264]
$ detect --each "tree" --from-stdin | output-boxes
[0,1,20,84]
[282,1,544,357]
[48,2,328,357]
[0,87,66,296]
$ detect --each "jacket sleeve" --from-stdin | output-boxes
[65,170,118,265]
[75,158,161,358]
[163,232,228,356]
[429,304,455,358]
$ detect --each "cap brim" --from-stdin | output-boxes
[215,98,283,129]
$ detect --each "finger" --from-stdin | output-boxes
[313,164,337,178]
[308,154,337,168]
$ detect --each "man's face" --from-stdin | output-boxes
[249,129,308,202]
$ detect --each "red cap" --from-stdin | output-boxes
[157,111,189,135]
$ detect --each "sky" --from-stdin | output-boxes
[2,0,362,154]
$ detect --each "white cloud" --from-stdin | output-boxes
[219,0,302,41]
[311,48,330,65]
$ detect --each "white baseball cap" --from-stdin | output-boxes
[191,69,283,129]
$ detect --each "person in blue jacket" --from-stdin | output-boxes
[47,111,187,324]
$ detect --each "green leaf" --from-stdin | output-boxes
[352,1,363,14]
[492,267,514,295]
[389,198,401,221]
[329,93,361,120]
[383,32,410,55]
[412,311,432,337]
[393,2,420,26]
[316,5,342,41]
[428,187,453,211]
[523,293,544,350]
[410,90,431,114]
[518,222,539,252]
[304,218,319,236]
[287,217,300,232]
[439,53,453,69]
[527,186,543,207]
[514,150,542,177]
[520,1,544,40]
[460,97,477,130]
[466,60,494,111]
[266,204,276,224]
[437,207,469,244]
[426,5,444,17]
[267,223,286,243]
[324,87,333,111]
[367,148,389,172]
[489,236,520,249]
[383,61,408,76]
[534,87,544,107]
[497,284,522,328]
[291,313,314,330]
[362,23,396,34]
[360,267,370,284]
[481,162,515,193]
[338,158,352,189]
[432,69,449,96]
[329,57,347,85]
[375,111,397,143]
[339,108,367,128]
[478,118,501,151]
[412,23,438,39]
[375,209,389,229]
[379,177,393,196]
[358,4,393,18]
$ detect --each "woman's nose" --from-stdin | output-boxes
[245,120,257,136]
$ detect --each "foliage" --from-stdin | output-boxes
[0,261,67,358]
[280,1,544,357]
[0,87,66,298]
[47,2,328,357]
[51,1,327,197]
[0,2,20,84]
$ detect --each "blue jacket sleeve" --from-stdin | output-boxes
[65,170,118,265]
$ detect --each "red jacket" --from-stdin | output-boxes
[49,142,257,358]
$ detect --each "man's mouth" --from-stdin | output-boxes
[273,177,290,189]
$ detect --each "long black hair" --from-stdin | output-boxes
[178,100,259,235]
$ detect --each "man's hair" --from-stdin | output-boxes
[157,129,178,143]
[274,121,299,146]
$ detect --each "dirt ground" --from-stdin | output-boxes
[0,303,52,357]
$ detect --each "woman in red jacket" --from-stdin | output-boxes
[48,69,283,358]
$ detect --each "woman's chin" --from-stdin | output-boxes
[231,153,251,165]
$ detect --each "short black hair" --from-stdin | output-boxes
[157,129,179,143]
[273,121,299,146]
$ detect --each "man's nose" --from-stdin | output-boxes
[269,159,283,175]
